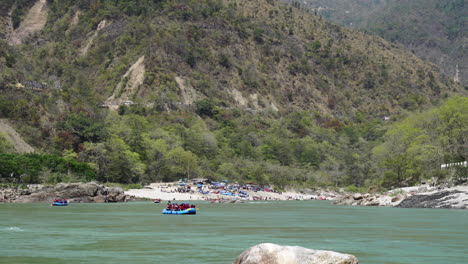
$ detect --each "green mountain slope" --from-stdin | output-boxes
[290,0,467,85]
[1,0,463,115]
[0,0,465,188]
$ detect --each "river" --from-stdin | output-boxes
[1,201,467,264]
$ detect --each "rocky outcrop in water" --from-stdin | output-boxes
[397,190,468,209]
[333,192,406,207]
[0,182,131,203]
[233,243,358,264]
[333,185,468,209]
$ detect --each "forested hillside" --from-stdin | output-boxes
[0,0,465,190]
[290,0,467,85]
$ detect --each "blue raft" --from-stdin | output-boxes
[162,208,196,215]
[52,202,68,206]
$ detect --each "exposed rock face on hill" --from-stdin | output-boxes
[9,0,48,45]
[0,182,130,203]
[233,243,358,264]
[104,55,145,110]
[80,19,109,56]
[175,76,201,106]
[0,119,34,153]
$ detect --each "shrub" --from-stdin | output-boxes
[344,184,369,193]
[103,182,142,191]
[0,153,96,184]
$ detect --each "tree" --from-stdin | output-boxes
[78,142,109,182]
[143,138,169,183]
[165,146,199,181]
[319,155,345,187]
[292,136,320,168]
[105,136,145,183]
[373,112,440,187]
[217,162,239,180]
[435,96,467,161]
[195,99,216,117]
[59,111,108,151]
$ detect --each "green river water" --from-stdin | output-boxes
[1,201,467,264]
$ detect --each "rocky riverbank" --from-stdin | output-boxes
[397,189,468,209]
[0,182,131,203]
[334,185,468,209]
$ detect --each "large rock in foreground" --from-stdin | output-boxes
[233,243,358,264]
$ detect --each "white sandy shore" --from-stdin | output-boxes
[125,183,332,201]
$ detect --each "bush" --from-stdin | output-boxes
[0,153,96,184]
[0,133,15,153]
[344,184,369,193]
[219,54,231,68]
[195,99,217,117]
[103,182,143,191]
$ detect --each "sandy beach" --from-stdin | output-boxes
[125,182,334,201]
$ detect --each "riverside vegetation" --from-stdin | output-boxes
[0,0,466,192]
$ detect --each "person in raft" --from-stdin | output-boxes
[165,202,195,211]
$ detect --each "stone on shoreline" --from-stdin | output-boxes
[1,182,131,203]
[334,192,403,207]
[233,243,358,264]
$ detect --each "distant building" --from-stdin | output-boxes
[441,161,467,169]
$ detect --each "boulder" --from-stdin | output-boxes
[92,195,107,203]
[417,186,429,193]
[54,182,76,192]
[80,182,101,196]
[55,182,101,198]
[20,189,32,195]
[2,182,129,203]
[69,196,94,203]
[106,187,125,202]
[341,198,354,205]
[233,243,358,264]
[15,191,53,203]
[391,194,405,203]
[333,194,355,206]
[365,200,380,206]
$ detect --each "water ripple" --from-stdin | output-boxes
[5,227,24,232]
